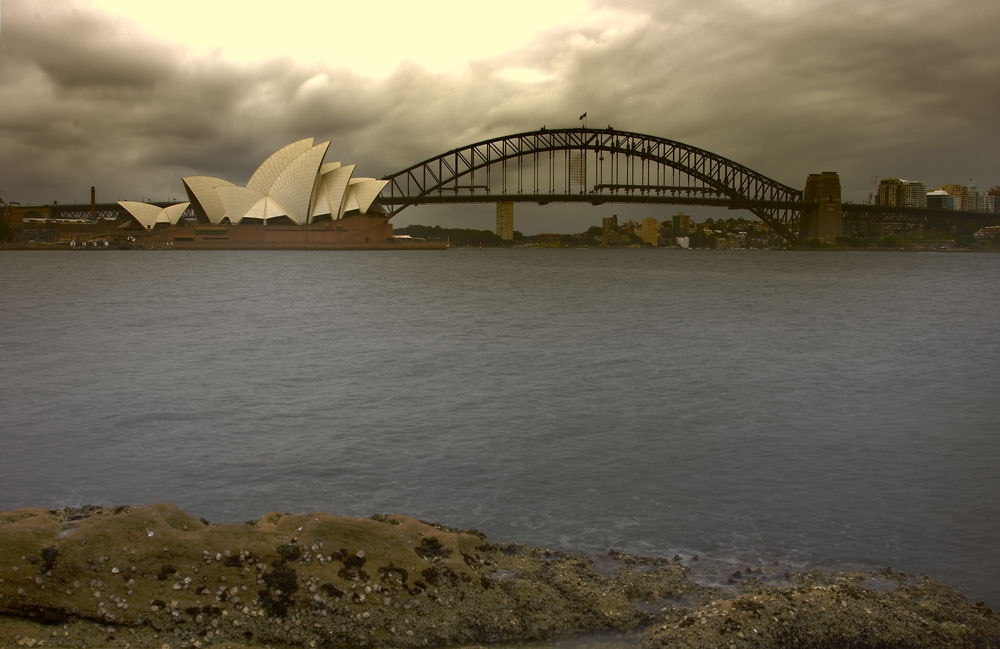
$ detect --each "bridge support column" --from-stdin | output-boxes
[496,201,514,241]
[801,172,842,243]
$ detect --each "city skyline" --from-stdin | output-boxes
[1,0,997,234]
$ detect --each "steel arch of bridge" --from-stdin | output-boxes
[380,127,804,240]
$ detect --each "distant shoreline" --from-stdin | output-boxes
[1,242,996,253]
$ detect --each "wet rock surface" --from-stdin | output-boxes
[0,504,996,649]
[643,570,1000,649]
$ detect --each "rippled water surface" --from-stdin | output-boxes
[1,249,998,606]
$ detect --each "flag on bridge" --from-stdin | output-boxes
[579,112,587,120]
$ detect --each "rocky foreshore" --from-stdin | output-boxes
[1,504,996,649]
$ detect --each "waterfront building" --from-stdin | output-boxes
[877,178,903,206]
[109,138,444,249]
[926,190,954,210]
[672,212,691,237]
[987,188,1000,213]
[939,184,969,210]
[965,185,986,212]
[173,138,388,226]
[974,225,1000,239]
[601,215,619,246]
[902,181,927,208]
[496,201,514,240]
[641,217,659,246]
[877,178,926,208]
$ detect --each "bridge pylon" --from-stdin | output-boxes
[801,172,842,243]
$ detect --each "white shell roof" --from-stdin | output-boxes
[118,201,191,229]
[312,164,356,220]
[170,138,386,225]
[267,141,329,225]
[215,185,269,224]
[346,179,389,214]
[162,202,190,225]
[182,176,234,224]
[242,196,292,221]
[311,161,342,217]
[247,138,314,195]
[342,188,360,214]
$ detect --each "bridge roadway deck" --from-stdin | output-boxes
[842,202,1000,225]
[378,193,807,211]
[384,194,999,227]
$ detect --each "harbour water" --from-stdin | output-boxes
[1,248,998,607]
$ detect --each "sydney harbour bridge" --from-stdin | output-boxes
[379,127,997,242]
[40,127,998,243]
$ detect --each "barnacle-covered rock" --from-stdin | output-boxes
[0,504,649,648]
[1,505,996,649]
[642,574,1000,649]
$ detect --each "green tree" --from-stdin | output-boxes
[953,233,975,247]
[394,224,506,246]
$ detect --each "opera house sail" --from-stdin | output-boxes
[116,138,442,249]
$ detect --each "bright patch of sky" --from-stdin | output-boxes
[85,0,647,78]
[497,67,554,84]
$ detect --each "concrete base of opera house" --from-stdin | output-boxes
[135,214,447,250]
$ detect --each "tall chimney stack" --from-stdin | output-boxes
[90,186,96,221]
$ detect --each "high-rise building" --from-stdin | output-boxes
[877,178,904,206]
[965,185,986,212]
[496,201,514,240]
[939,184,969,210]
[987,187,1000,213]
[926,190,954,210]
[672,212,691,236]
[901,181,926,208]
[641,217,659,246]
[600,214,619,246]
[878,178,926,208]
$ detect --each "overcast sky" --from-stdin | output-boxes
[1,0,997,233]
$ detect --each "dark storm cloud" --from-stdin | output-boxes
[1,0,996,215]
[0,5,385,202]
[568,0,1000,194]
[1,5,173,90]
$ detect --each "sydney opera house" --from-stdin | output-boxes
[117,138,441,249]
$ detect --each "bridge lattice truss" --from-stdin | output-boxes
[381,128,804,240]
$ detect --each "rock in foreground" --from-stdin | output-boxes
[643,575,999,649]
[0,504,996,649]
